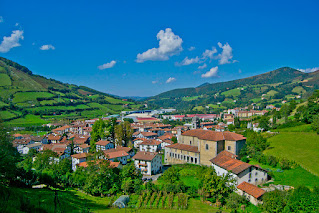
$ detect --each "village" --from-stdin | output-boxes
[11,105,287,208]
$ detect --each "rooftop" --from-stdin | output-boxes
[182,129,246,141]
[237,181,265,199]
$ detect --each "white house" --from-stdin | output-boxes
[74,144,90,153]
[139,139,161,152]
[210,151,268,186]
[96,140,115,152]
[133,132,157,139]
[71,153,88,171]
[133,151,162,176]
[22,142,42,155]
[133,138,148,148]
[103,150,130,165]
[236,181,266,205]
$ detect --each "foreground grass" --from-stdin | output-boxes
[249,160,319,188]
[265,131,319,176]
[10,188,228,213]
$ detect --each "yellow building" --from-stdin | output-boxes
[165,129,246,166]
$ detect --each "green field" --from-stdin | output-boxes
[182,96,201,101]
[0,73,11,86]
[265,131,319,176]
[221,88,241,97]
[249,160,319,188]
[13,92,55,103]
[0,110,17,120]
[5,114,48,126]
[4,187,228,213]
[292,86,306,94]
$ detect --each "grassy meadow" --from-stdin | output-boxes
[264,130,319,176]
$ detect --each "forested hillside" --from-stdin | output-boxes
[0,57,142,126]
[147,67,319,111]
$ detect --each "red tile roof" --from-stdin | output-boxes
[140,139,162,146]
[237,181,265,198]
[166,143,199,153]
[71,153,88,159]
[210,151,251,174]
[103,150,129,159]
[132,151,159,161]
[96,140,111,146]
[182,129,246,141]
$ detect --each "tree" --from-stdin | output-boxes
[259,116,270,131]
[90,119,107,152]
[234,117,241,129]
[0,120,20,185]
[262,190,289,213]
[311,115,319,134]
[115,121,133,146]
[171,136,177,144]
[228,124,235,131]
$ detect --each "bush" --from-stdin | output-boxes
[225,193,248,210]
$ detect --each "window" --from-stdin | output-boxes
[255,178,258,183]
[249,173,252,178]
[191,157,193,163]
[228,146,231,151]
[195,158,197,164]
[190,141,192,145]
[255,172,258,176]
[248,179,251,182]
[206,144,209,150]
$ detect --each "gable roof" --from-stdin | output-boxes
[71,153,88,159]
[140,139,161,146]
[210,151,251,174]
[140,132,158,137]
[132,151,159,161]
[96,140,111,146]
[237,181,265,199]
[103,150,129,159]
[182,129,246,141]
[166,143,199,153]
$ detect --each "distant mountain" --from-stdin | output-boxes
[146,67,319,110]
[0,57,141,125]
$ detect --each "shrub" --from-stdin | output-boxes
[225,193,248,210]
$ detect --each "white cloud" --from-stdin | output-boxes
[176,56,201,66]
[198,63,207,69]
[193,70,201,74]
[188,46,195,51]
[217,42,233,64]
[201,66,219,78]
[298,67,319,73]
[152,80,158,84]
[136,28,183,63]
[0,16,3,23]
[202,47,217,60]
[0,30,24,53]
[166,77,176,83]
[40,44,55,50]
[98,60,117,70]
[15,23,19,26]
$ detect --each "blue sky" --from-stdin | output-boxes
[0,0,318,97]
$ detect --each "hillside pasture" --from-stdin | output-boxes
[5,114,48,126]
[0,110,17,120]
[292,86,306,94]
[265,131,319,176]
[13,92,55,103]
[221,88,241,97]
[0,73,12,86]
[182,96,201,101]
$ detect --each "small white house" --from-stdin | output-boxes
[133,151,162,176]
[96,140,115,152]
[71,153,88,171]
[74,144,90,153]
[210,151,268,186]
[236,181,265,205]
[22,142,42,155]
[103,150,130,165]
[139,139,161,152]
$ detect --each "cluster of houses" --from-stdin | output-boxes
[12,113,270,205]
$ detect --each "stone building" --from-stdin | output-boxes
[165,129,246,166]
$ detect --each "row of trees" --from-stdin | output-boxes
[90,118,133,151]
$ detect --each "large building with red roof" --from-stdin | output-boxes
[165,129,246,166]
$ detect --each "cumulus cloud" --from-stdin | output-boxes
[0,16,3,23]
[136,28,183,63]
[188,46,195,51]
[176,56,201,66]
[202,47,217,60]
[166,77,176,83]
[0,30,24,53]
[201,66,219,78]
[40,44,55,50]
[98,60,117,70]
[217,42,233,64]
[198,63,207,69]
[298,67,319,73]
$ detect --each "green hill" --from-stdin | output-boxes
[0,57,142,126]
[147,67,319,110]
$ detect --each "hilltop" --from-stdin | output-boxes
[147,67,319,110]
[0,57,142,125]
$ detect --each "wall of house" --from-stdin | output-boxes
[236,190,262,206]
[139,144,159,152]
[237,167,268,185]
[165,147,200,165]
